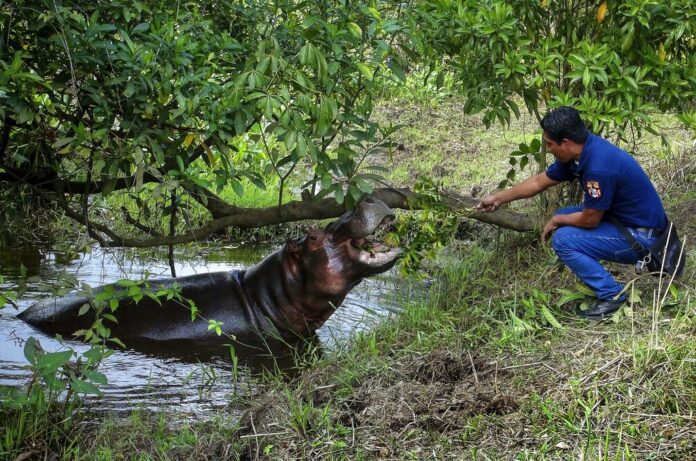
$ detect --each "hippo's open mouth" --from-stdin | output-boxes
[351,216,402,268]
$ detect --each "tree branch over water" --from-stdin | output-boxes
[53,187,540,248]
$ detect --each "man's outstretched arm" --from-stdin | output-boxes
[476,172,561,212]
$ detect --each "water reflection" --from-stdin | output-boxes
[0,244,400,417]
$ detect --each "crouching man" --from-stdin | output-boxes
[477,106,668,320]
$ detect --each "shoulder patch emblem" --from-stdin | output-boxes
[586,180,602,198]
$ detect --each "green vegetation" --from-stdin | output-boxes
[227,239,695,460]
[1,0,693,246]
[0,0,409,248]
[410,0,695,183]
[3,89,693,459]
[1,0,695,458]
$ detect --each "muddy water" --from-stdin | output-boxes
[0,245,401,418]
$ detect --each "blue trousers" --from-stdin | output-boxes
[551,206,659,301]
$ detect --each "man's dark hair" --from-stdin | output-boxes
[540,106,590,144]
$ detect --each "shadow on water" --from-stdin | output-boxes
[0,244,403,418]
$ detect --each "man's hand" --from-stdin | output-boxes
[541,218,559,244]
[476,195,502,212]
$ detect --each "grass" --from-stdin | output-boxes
[226,92,695,459]
[2,85,695,459]
[229,238,695,460]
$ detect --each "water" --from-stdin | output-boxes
[0,244,401,418]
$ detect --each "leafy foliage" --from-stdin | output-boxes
[389,177,458,276]
[409,0,695,181]
[0,335,110,457]
[0,0,407,244]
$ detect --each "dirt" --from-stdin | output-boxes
[236,348,550,460]
[334,351,523,453]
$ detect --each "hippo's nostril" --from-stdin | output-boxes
[364,197,375,204]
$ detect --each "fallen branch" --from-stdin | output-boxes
[54,187,542,248]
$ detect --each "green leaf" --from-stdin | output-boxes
[669,284,679,300]
[507,99,520,118]
[541,306,564,330]
[108,337,126,348]
[335,185,345,203]
[207,319,224,336]
[582,67,591,87]
[355,178,373,194]
[346,22,362,39]
[230,178,244,197]
[296,133,307,157]
[299,44,314,66]
[263,96,274,119]
[52,137,74,149]
[78,303,91,316]
[387,61,406,82]
[316,100,333,137]
[36,350,73,373]
[511,312,536,332]
[556,289,587,306]
[285,130,297,151]
[102,313,118,323]
[132,23,150,33]
[82,369,108,385]
[101,179,117,197]
[23,337,38,364]
[70,377,102,395]
[355,62,374,81]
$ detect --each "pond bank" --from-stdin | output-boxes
[53,232,696,460]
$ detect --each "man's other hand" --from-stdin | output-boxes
[541,218,559,244]
[476,195,501,212]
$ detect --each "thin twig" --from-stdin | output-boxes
[248,411,260,460]
[467,350,479,385]
[239,431,291,439]
[580,355,623,385]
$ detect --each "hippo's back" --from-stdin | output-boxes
[18,271,257,343]
[18,291,94,336]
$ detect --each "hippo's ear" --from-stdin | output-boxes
[286,238,301,257]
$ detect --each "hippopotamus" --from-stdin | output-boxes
[18,198,401,345]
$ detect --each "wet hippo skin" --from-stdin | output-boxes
[18,198,402,345]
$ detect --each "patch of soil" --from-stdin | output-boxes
[237,391,287,436]
[404,349,490,383]
[346,380,519,434]
[236,350,550,460]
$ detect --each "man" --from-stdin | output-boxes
[476,106,667,320]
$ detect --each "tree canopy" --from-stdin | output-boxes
[410,0,695,180]
[1,0,694,248]
[0,0,414,247]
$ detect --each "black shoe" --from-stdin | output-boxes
[576,298,624,321]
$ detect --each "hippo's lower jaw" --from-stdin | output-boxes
[359,246,402,268]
